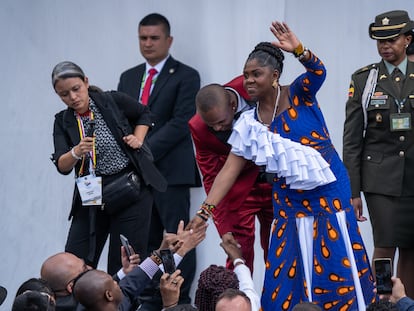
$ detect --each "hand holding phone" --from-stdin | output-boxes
[160,248,176,274]
[120,234,134,259]
[374,258,393,294]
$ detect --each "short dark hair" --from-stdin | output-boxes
[216,288,250,306]
[139,13,170,36]
[12,291,55,311]
[16,278,54,298]
[195,84,228,113]
[366,299,398,311]
[166,304,198,311]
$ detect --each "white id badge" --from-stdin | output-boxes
[390,113,412,131]
[75,174,102,206]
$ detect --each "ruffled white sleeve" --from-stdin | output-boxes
[228,110,336,190]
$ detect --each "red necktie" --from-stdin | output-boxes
[141,68,158,105]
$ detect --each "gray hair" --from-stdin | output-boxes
[51,61,85,88]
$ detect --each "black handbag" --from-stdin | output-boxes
[102,171,141,215]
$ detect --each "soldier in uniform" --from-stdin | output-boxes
[343,10,414,297]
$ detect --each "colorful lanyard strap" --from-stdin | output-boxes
[75,111,96,176]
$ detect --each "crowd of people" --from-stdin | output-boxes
[5,9,414,311]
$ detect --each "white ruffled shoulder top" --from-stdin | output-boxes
[228,109,336,190]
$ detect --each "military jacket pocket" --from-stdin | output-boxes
[366,98,390,111]
[409,95,414,108]
[362,150,383,164]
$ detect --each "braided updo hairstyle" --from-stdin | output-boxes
[194,265,239,311]
[246,42,285,75]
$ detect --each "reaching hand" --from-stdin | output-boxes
[385,277,407,304]
[121,246,140,275]
[160,269,183,309]
[157,220,207,257]
[269,21,301,53]
[220,233,243,262]
[186,214,206,231]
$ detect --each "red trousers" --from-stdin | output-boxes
[220,182,273,272]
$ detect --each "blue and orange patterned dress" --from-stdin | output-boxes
[229,52,376,310]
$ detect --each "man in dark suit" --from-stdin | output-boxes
[343,10,414,298]
[117,13,201,310]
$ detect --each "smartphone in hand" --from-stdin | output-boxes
[120,234,134,259]
[374,258,393,294]
[159,248,176,274]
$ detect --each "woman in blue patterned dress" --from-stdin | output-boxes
[190,21,376,310]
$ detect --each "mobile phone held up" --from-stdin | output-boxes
[159,248,176,274]
[374,257,393,294]
[86,120,95,137]
[119,234,134,259]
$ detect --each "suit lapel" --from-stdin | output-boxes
[148,56,177,107]
[135,65,146,101]
[63,109,82,145]
[377,61,399,100]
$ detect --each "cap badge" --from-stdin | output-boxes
[382,17,390,25]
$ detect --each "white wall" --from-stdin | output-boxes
[1,0,412,309]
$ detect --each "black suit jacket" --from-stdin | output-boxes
[118,56,201,186]
[51,90,167,218]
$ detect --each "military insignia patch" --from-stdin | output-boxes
[348,82,354,98]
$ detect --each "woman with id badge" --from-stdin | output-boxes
[50,61,166,275]
[343,10,414,298]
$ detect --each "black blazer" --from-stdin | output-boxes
[51,90,167,218]
[118,56,201,186]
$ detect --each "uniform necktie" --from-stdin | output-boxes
[391,67,404,94]
[141,68,158,105]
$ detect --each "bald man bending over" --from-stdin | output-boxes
[73,270,122,311]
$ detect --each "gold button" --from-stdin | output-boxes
[399,151,405,157]
[367,155,372,160]
[395,77,401,82]
[400,136,405,141]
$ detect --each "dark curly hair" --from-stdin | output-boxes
[366,299,398,311]
[246,42,285,75]
[194,265,239,311]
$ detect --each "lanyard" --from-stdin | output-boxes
[394,98,407,113]
[140,72,158,94]
[75,111,96,176]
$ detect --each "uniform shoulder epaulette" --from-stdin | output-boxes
[354,63,378,75]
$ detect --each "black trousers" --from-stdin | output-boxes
[139,185,196,310]
[65,183,153,275]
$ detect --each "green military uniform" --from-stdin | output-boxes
[343,58,414,247]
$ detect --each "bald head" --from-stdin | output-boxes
[196,84,229,113]
[215,289,251,311]
[73,270,122,311]
[41,252,87,294]
[196,84,237,132]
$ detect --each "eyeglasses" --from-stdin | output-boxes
[52,261,90,295]
[71,269,93,291]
